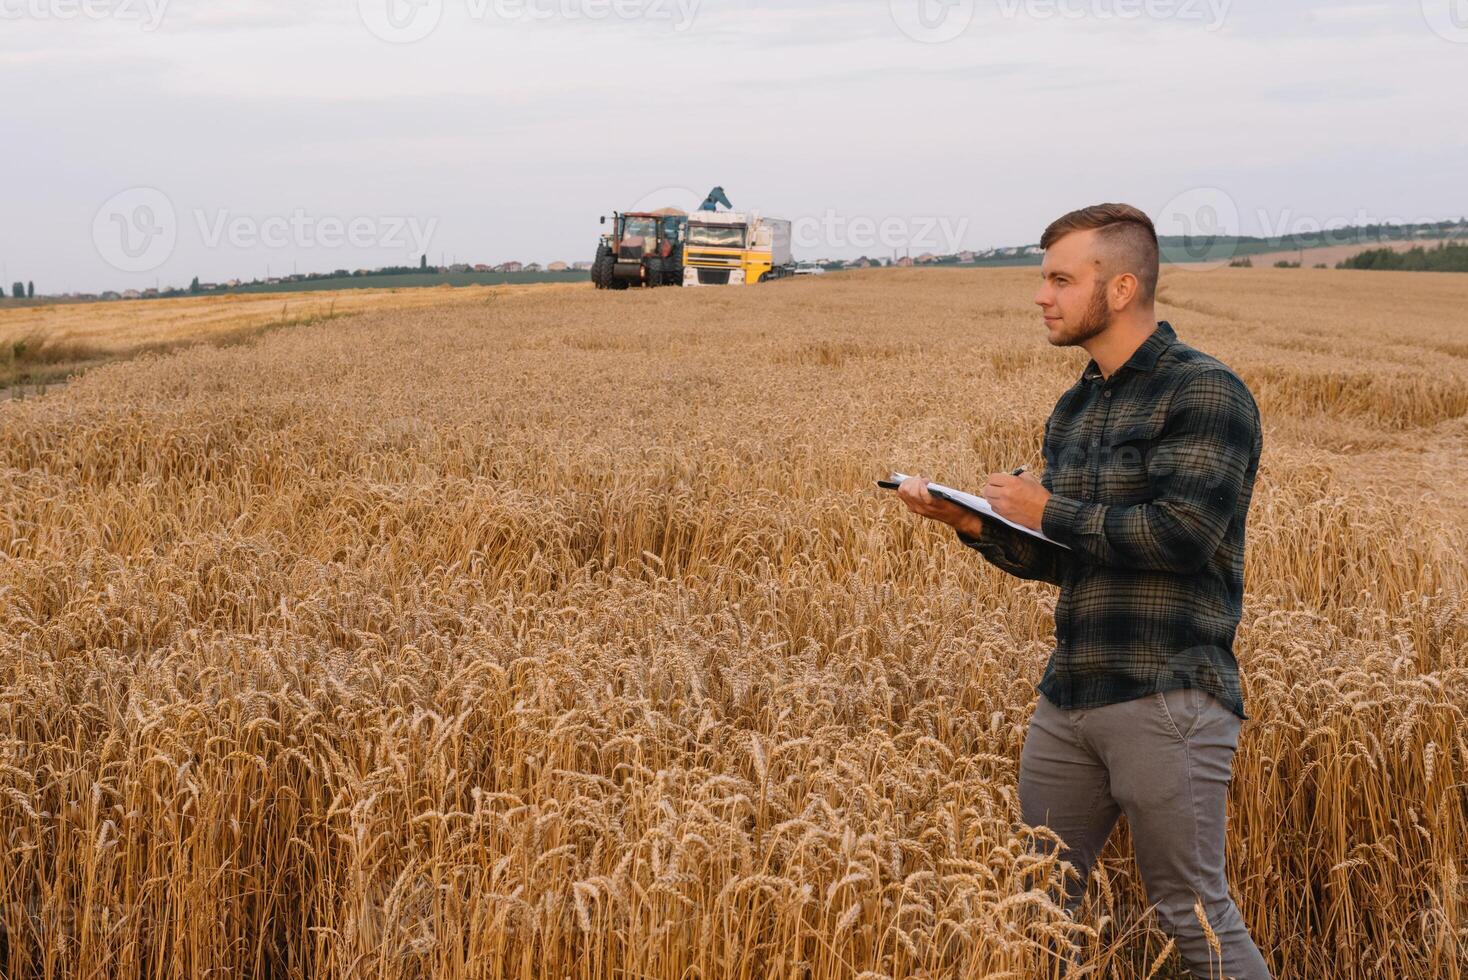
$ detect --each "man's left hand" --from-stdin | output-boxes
[982,471,1050,531]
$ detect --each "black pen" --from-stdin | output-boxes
[1010,466,1028,476]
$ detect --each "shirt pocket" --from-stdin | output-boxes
[1043,424,1089,500]
[1100,417,1165,504]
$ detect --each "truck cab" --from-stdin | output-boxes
[683,212,794,286]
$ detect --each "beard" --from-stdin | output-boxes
[1053,280,1112,347]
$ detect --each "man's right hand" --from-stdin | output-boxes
[896,473,983,538]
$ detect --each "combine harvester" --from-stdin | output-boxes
[590,187,796,289]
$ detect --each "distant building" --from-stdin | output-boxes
[494,261,523,273]
[571,261,593,271]
[915,253,938,264]
[1022,245,1042,255]
[142,287,159,298]
[472,264,494,272]
[547,261,568,272]
[958,250,976,263]
[449,263,472,273]
[101,291,121,301]
[896,256,914,267]
[121,289,141,299]
[523,262,543,272]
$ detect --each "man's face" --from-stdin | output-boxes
[1034,228,1111,347]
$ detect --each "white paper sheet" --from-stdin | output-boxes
[887,471,1071,549]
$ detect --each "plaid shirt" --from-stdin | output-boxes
[957,320,1262,720]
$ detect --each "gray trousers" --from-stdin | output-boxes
[1019,688,1271,979]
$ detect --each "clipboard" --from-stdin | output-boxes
[876,471,1070,549]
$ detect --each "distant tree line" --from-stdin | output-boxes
[166,264,432,299]
[1337,242,1468,272]
[1158,219,1467,264]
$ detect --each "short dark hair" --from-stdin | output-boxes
[1040,203,1159,304]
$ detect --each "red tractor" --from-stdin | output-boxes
[590,209,687,289]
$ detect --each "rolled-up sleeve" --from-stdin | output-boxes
[1039,368,1257,574]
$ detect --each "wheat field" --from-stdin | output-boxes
[0,284,577,390]
[0,267,1463,978]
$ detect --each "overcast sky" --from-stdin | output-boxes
[3,0,1465,292]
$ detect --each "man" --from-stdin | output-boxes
[897,203,1270,979]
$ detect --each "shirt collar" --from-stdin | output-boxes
[1082,320,1177,384]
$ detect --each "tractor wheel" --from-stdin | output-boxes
[591,248,614,290]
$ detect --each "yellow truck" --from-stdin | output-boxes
[682,211,794,286]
